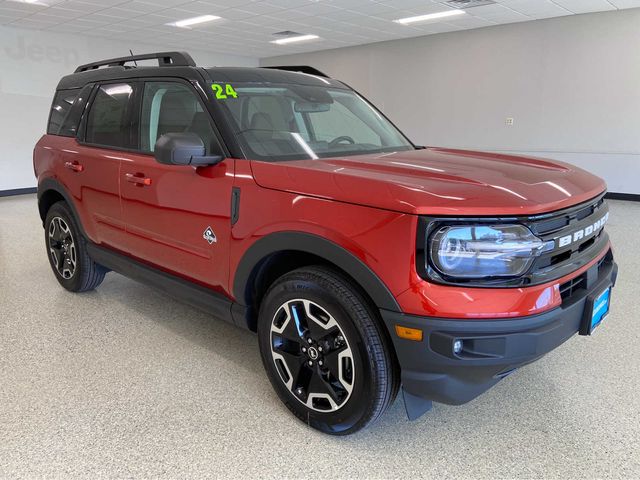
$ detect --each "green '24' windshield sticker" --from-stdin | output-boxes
[212,83,238,99]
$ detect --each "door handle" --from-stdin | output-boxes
[125,172,152,186]
[64,161,84,173]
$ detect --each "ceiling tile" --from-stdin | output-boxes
[551,0,617,13]
[0,3,47,14]
[601,0,640,7]
[261,0,311,7]
[68,0,133,6]
[0,8,30,19]
[35,7,86,19]
[446,16,497,27]
[52,2,105,13]
[465,3,514,16]
[10,18,56,29]
[503,0,570,15]
[0,0,630,58]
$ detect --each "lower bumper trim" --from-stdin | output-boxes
[382,257,617,411]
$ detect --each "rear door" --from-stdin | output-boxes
[56,82,135,249]
[119,79,234,289]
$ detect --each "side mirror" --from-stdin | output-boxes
[154,132,223,167]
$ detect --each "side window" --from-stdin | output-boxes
[85,83,134,148]
[58,84,93,137]
[48,89,80,136]
[140,82,220,154]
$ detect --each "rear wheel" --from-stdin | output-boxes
[44,201,107,292]
[257,266,399,435]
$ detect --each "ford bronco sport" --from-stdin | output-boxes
[34,52,617,435]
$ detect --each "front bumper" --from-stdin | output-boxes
[381,252,618,407]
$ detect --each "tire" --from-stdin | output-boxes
[257,266,399,435]
[44,201,107,292]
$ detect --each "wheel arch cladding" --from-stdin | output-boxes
[37,179,84,234]
[233,232,401,331]
[38,188,65,222]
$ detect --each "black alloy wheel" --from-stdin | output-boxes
[258,266,399,435]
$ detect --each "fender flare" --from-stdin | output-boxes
[233,231,401,312]
[37,178,87,237]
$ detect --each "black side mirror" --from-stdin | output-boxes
[154,132,223,167]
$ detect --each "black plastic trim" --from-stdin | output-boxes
[262,65,330,78]
[605,192,640,202]
[231,187,241,225]
[75,51,196,73]
[86,242,237,326]
[233,232,401,312]
[579,261,617,335]
[1,187,37,197]
[57,65,206,91]
[37,178,85,234]
[381,256,618,406]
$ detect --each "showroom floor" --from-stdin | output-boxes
[1,194,638,479]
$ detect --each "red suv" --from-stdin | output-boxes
[34,52,617,435]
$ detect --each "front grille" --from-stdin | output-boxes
[559,250,612,302]
[529,196,605,236]
[419,192,611,288]
[525,193,609,285]
[559,274,586,301]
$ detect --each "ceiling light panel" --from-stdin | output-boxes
[169,14,221,28]
[271,34,320,45]
[395,9,466,25]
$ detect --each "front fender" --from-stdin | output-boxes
[232,231,401,312]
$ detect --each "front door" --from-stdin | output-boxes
[120,80,234,290]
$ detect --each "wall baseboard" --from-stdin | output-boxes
[0,187,37,197]
[1,187,638,202]
[605,192,640,202]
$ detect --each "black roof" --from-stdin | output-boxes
[205,67,346,89]
[56,51,347,90]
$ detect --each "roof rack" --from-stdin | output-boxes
[262,65,330,78]
[74,51,196,73]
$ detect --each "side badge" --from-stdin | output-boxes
[203,226,217,245]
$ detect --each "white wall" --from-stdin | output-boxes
[263,9,640,195]
[0,26,257,192]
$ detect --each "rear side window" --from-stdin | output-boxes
[48,89,79,136]
[85,83,134,148]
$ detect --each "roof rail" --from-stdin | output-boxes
[262,65,330,78]
[74,51,196,73]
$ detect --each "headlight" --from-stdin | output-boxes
[429,224,554,279]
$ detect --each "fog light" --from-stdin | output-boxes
[453,339,463,354]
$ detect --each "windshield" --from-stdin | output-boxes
[213,83,414,161]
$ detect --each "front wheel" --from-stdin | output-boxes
[257,266,399,435]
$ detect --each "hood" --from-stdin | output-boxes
[249,148,606,216]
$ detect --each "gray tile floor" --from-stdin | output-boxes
[1,194,639,479]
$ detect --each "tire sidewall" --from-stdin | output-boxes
[258,271,383,434]
[44,202,86,292]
